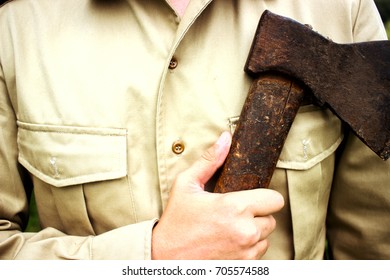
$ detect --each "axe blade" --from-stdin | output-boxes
[245,10,390,160]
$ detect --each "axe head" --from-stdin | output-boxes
[245,10,390,160]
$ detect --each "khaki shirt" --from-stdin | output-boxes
[0,0,388,259]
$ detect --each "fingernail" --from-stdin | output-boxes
[216,131,231,147]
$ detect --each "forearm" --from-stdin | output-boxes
[1,220,157,260]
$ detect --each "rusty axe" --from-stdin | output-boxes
[214,10,390,193]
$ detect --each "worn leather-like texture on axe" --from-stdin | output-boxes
[214,11,389,193]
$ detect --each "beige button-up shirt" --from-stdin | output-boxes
[0,0,389,259]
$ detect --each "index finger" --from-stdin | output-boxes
[224,188,285,217]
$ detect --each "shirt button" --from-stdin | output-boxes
[172,140,185,155]
[169,57,178,69]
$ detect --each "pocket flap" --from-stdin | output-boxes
[276,106,344,170]
[17,121,127,187]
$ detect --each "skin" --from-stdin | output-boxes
[168,0,191,17]
[152,131,285,259]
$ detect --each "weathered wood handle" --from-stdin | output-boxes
[213,74,305,193]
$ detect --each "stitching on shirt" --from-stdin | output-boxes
[90,237,94,260]
[17,121,127,137]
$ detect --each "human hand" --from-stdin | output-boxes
[151,131,284,259]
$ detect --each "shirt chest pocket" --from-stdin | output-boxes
[276,105,343,171]
[17,121,128,187]
[16,121,131,235]
[228,105,344,172]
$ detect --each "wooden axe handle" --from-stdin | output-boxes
[214,74,305,193]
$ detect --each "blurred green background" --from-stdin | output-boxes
[22,1,390,233]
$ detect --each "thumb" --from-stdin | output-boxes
[185,131,232,189]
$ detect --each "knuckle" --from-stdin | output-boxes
[244,250,260,260]
[269,215,276,230]
[256,216,276,241]
[257,239,270,258]
[200,150,219,170]
[232,223,260,248]
[265,215,277,235]
[201,147,217,163]
[242,239,269,260]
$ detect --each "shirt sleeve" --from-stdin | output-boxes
[352,0,388,42]
[326,0,390,259]
[0,59,158,260]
